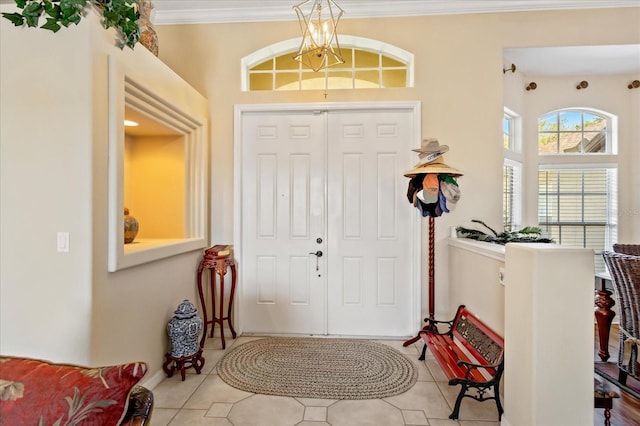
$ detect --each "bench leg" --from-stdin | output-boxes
[494,377,504,420]
[449,384,467,420]
[419,344,427,361]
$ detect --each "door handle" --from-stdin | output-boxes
[309,250,323,257]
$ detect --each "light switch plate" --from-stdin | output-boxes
[57,232,69,253]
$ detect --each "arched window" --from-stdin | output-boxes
[537,108,617,271]
[241,36,414,91]
[537,109,614,154]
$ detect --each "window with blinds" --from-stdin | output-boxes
[538,168,617,272]
[503,110,521,231]
[537,107,617,272]
[503,160,522,231]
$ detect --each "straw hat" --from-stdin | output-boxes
[404,157,463,178]
[412,138,449,159]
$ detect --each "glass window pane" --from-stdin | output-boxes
[275,72,300,90]
[559,111,582,131]
[381,69,406,88]
[327,71,353,89]
[558,196,583,222]
[333,48,353,69]
[381,56,404,67]
[503,116,512,150]
[559,225,585,247]
[539,133,558,154]
[276,54,300,70]
[559,132,581,153]
[545,225,561,242]
[300,73,326,90]
[584,113,606,131]
[250,73,273,91]
[354,50,379,68]
[539,197,558,223]
[584,194,607,221]
[583,131,606,153]
[557,171,583,192]
[354,71,379,88]
[251,59,273,71]
[539,113,558,131]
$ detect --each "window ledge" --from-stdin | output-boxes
[111,237,206,271]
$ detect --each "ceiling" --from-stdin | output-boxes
[151,0,640,25]
[503,45,640,76]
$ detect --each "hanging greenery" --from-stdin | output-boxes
[2,0,140,49]
[456,219,554,245]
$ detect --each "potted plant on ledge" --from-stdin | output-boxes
[2,0,141,49]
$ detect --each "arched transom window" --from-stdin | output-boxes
[241,36,414,91]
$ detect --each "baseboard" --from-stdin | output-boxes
[501,415,513,426]
[140,368,166,391]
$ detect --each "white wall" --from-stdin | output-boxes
[448,238,506,335]
[503,244,594,426]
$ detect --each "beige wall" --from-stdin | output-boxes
[1,5,638,381]
[1,8,207,382]
[156,7,640,319]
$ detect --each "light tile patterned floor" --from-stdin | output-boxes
[151,335,502,426]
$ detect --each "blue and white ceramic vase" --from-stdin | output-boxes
[167,300,203,358]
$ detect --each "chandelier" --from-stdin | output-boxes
[293,0,345,72]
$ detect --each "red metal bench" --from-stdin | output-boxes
[419,305,504,420]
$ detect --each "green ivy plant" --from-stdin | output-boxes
[2,0,140,49]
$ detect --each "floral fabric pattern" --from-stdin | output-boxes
[0,357,147,425]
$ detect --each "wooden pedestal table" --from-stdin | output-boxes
[197,252,237,349]
[162,349,204,381]
[594,375,619,426]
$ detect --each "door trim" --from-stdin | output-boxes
[233,101,422,337]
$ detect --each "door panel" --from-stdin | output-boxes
[327,110,414,336]
[241,111,326,334]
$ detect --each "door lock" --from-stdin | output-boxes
[309,250,323,273]
[316,237,323,244]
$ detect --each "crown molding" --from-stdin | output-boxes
[152,0,640,25]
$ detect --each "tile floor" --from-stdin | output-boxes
[151,334,501,426]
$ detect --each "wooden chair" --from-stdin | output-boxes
[613,243,640,256]
[602,251,640,385]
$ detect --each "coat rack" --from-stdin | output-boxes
[401,139,462,347]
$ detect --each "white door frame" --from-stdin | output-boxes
[233,101,422,337]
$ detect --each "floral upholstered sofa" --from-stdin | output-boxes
[0,356,153,425]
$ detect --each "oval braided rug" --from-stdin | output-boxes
[216,337,418,400]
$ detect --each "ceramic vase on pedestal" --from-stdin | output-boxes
[123,207,139,244]
[138,0,159,56]
[163,300,205,380]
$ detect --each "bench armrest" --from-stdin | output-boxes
[420,318,453,336]
[456,360,502,380]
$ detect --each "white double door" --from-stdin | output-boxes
[240,105,417,337]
